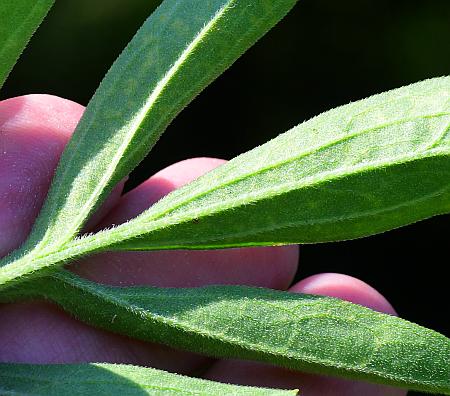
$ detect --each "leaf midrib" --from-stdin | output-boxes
[109,149,450,240]
[125,112,450,224]
[33,0,237,254]
[46,272,446,389]
[1,148,445,284]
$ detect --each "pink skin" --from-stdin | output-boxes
[71,157,299,289]
[0,95,125,258]
[0,95,406,395]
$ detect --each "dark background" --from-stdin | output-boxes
[2,1,449,394]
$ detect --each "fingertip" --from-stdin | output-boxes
[0,95,84,257]
[116,157,227,220]
[75,157,299,290]
[290,273,397,315]
[0,94,84,138]
[151,157,227,189]
[94,157,226,224]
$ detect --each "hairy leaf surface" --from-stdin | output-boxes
[2,77,449,288]
[3,0,297,261]
[0,0,54,89]
[66,77,450,253]
[4,270,449,394]
[0,362,296,395]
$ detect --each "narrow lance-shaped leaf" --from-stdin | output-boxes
[62,76,450,255]
[1,77,449,290]
[3,270,449,395]
[0,0,54,89]
[2,77,449,288]
[3,0,298,261]
[0,363,297,395]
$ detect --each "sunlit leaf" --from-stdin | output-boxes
[3,270,448,395]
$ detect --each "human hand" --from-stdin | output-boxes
[0,95,406,396]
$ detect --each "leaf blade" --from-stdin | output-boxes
[1,77,449,290]
[4,270,449,394]
[0,362,296,395]
[0,0,54,89]
[73,76,450,252]
[12,0,298,257]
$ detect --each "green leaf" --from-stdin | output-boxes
[2,77,449,290]
[5,0,298,260]
[64,76,450,254]
[0,0,54,89]
[0,362,297,395]
[4,270,449,395]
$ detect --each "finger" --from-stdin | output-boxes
[0,95,132,366]
[290,273,396,315]
[0,95,81,257]
[1,156,298,372]
[72,157,300,289]
[57,157,297,370]
[0,94,124,258]
[0,301,203,373]
[203,273,407,396]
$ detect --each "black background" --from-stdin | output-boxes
[2,1,449,394]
